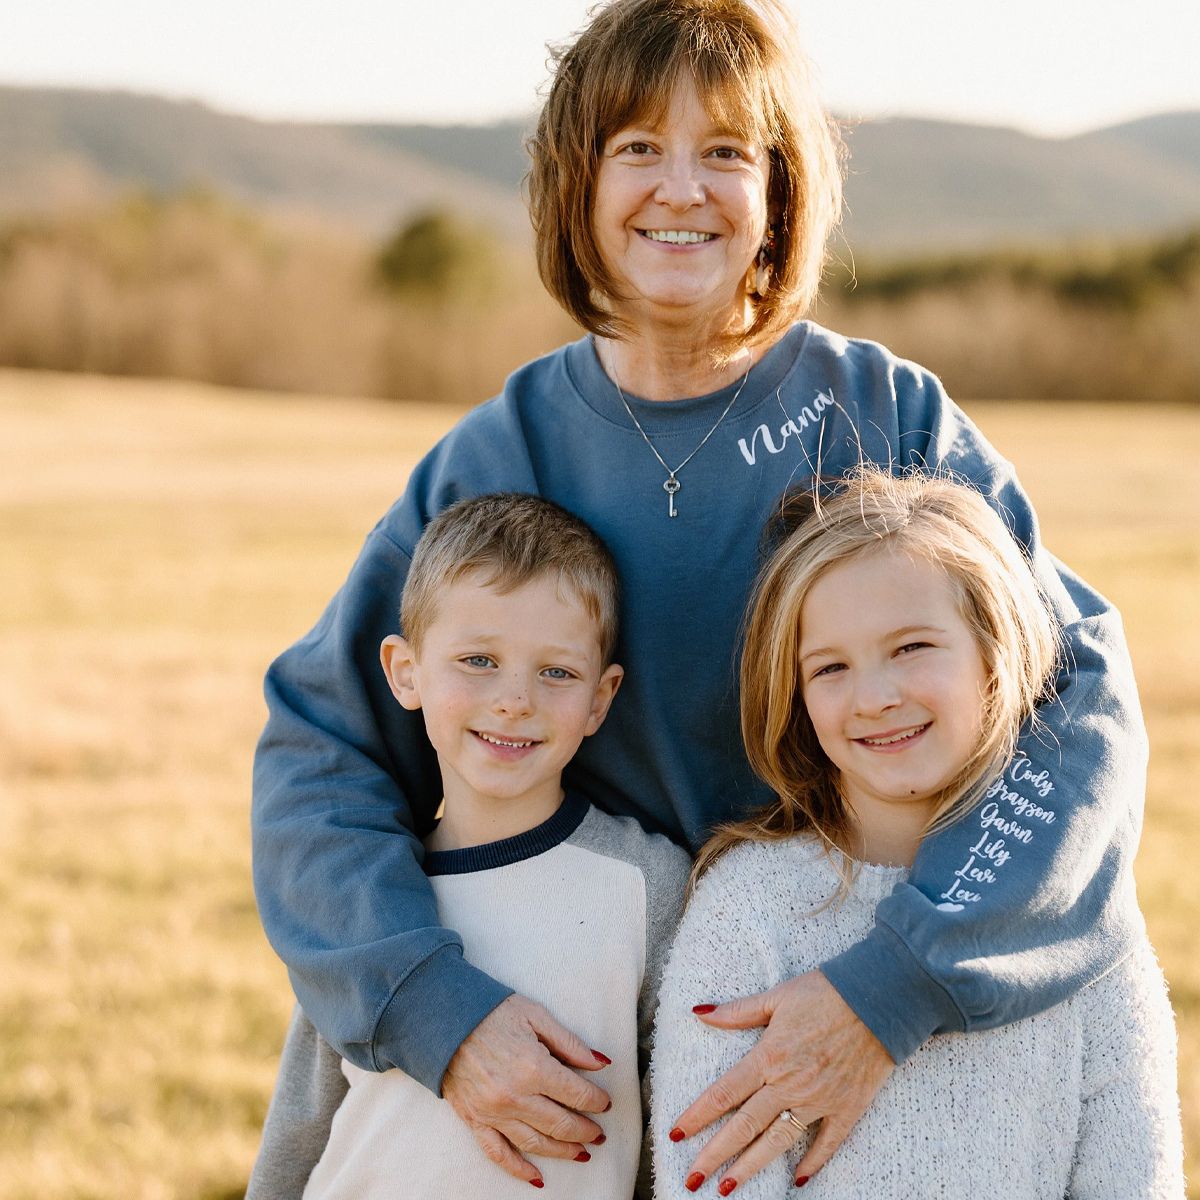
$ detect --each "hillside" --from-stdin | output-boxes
[839,115,1200,251]
[0,87,529,239]
[2,86,1200,251]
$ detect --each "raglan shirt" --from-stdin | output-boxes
[247,795,692,1199]
[251,321,1147,1090]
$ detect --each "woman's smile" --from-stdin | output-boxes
[593,74,769,328]
[637,229,719,244]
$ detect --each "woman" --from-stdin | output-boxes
[251,0,1146,1192]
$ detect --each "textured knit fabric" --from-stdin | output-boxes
[247,795,691,1200]
[650,838,1184,1199]
[252,323,1147,1087]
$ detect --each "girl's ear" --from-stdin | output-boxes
[380,635,422,710]
[584,662,625,736]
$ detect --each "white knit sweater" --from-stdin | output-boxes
[650,838,1184,1199]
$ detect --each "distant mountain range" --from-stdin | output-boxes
[2,86,1199,254]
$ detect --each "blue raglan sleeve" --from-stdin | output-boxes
[251,407,538,1091]
[821,364,1147,1063]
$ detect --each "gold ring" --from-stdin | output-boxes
[778,1109,807,1135]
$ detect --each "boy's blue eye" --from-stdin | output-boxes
[462,655,495,669]
[542,666,574,681]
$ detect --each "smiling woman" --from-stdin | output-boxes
[591,80,771,337]
[248,2,1154,1197]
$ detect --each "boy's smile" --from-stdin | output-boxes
[381,572,623,848]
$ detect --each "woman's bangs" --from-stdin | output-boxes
[594,39,771,149]
[691,55,773,146]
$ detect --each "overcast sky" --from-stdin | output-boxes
[4,0,1199,137]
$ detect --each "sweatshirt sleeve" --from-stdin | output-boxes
[822,361,1148,1062]
[251,444,519,1089]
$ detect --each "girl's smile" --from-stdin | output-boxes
[799,546,991,863]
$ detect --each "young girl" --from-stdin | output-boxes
[651,469,1183,1199]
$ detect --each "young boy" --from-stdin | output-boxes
[247,493,692,1199]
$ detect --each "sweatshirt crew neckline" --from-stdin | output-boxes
[422,792,590,876]
[566,324,813,434]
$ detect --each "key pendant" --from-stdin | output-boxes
[664,476,681,518]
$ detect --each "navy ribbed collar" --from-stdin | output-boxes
[423,792,590,876]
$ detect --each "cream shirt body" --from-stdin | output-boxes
[294,799,690,1200]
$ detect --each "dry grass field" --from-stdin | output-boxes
[1,368,1196,1198]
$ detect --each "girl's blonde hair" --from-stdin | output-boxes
[695,468,1061,879]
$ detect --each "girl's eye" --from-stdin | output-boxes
[810,662,846,679]
[461,655,495,669]
[897,642,932,656]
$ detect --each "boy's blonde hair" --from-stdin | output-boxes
[401,494,620,664]
[527,0,845,350]
[695,468,1060,878]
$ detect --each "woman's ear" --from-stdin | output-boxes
[380,635,422,710]
[584,662,625,736]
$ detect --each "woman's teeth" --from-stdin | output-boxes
[641,230,716,244]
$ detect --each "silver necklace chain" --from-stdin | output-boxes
[610,357,753,518]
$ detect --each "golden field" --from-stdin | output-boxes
[1,369,1197,1198]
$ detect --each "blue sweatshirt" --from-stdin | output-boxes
[252,322,1146,1092]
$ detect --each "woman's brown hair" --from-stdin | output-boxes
[526,0,844,350]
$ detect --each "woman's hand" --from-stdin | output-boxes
[668,971,893,1191]
[442,993,613,1187]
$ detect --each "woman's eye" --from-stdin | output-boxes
[709,145,743,160]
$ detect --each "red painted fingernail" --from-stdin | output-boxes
[692,1004,717,1015]
[591,1048,612,1065]
[591,1133,606,1145]
[668,1127,686,1143]
[685,1172,706,1192]
[574,1150,592,1163]
[794,1175,810,1188]
[529,1180,544,1189]
[719,1178,738,1196]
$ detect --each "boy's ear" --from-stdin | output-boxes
[380,635,422,711]
[584,662,624,736]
